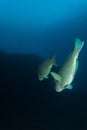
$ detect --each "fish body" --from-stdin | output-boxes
[38,55,57,81]
[51,38,84,92]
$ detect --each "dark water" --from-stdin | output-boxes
[0,0,87,130]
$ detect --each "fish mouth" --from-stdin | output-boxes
[55,88,62,92]
[38,75,44,81]
[55,84,63,92]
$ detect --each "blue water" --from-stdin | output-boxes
[0,0,87,129]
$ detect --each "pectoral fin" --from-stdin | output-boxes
[66,84,73,89]
[50,72,61,82]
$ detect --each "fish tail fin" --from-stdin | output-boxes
[74,38,84,57]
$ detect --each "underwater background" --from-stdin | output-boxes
[0,0,87,129]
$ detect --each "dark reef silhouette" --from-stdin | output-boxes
[0,50,87,130]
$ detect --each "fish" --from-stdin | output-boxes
[50,38,84,92]
[38,55,57,81]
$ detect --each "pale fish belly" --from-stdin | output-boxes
[63,58,76,86]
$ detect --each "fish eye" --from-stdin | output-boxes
[64,85,68,88]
